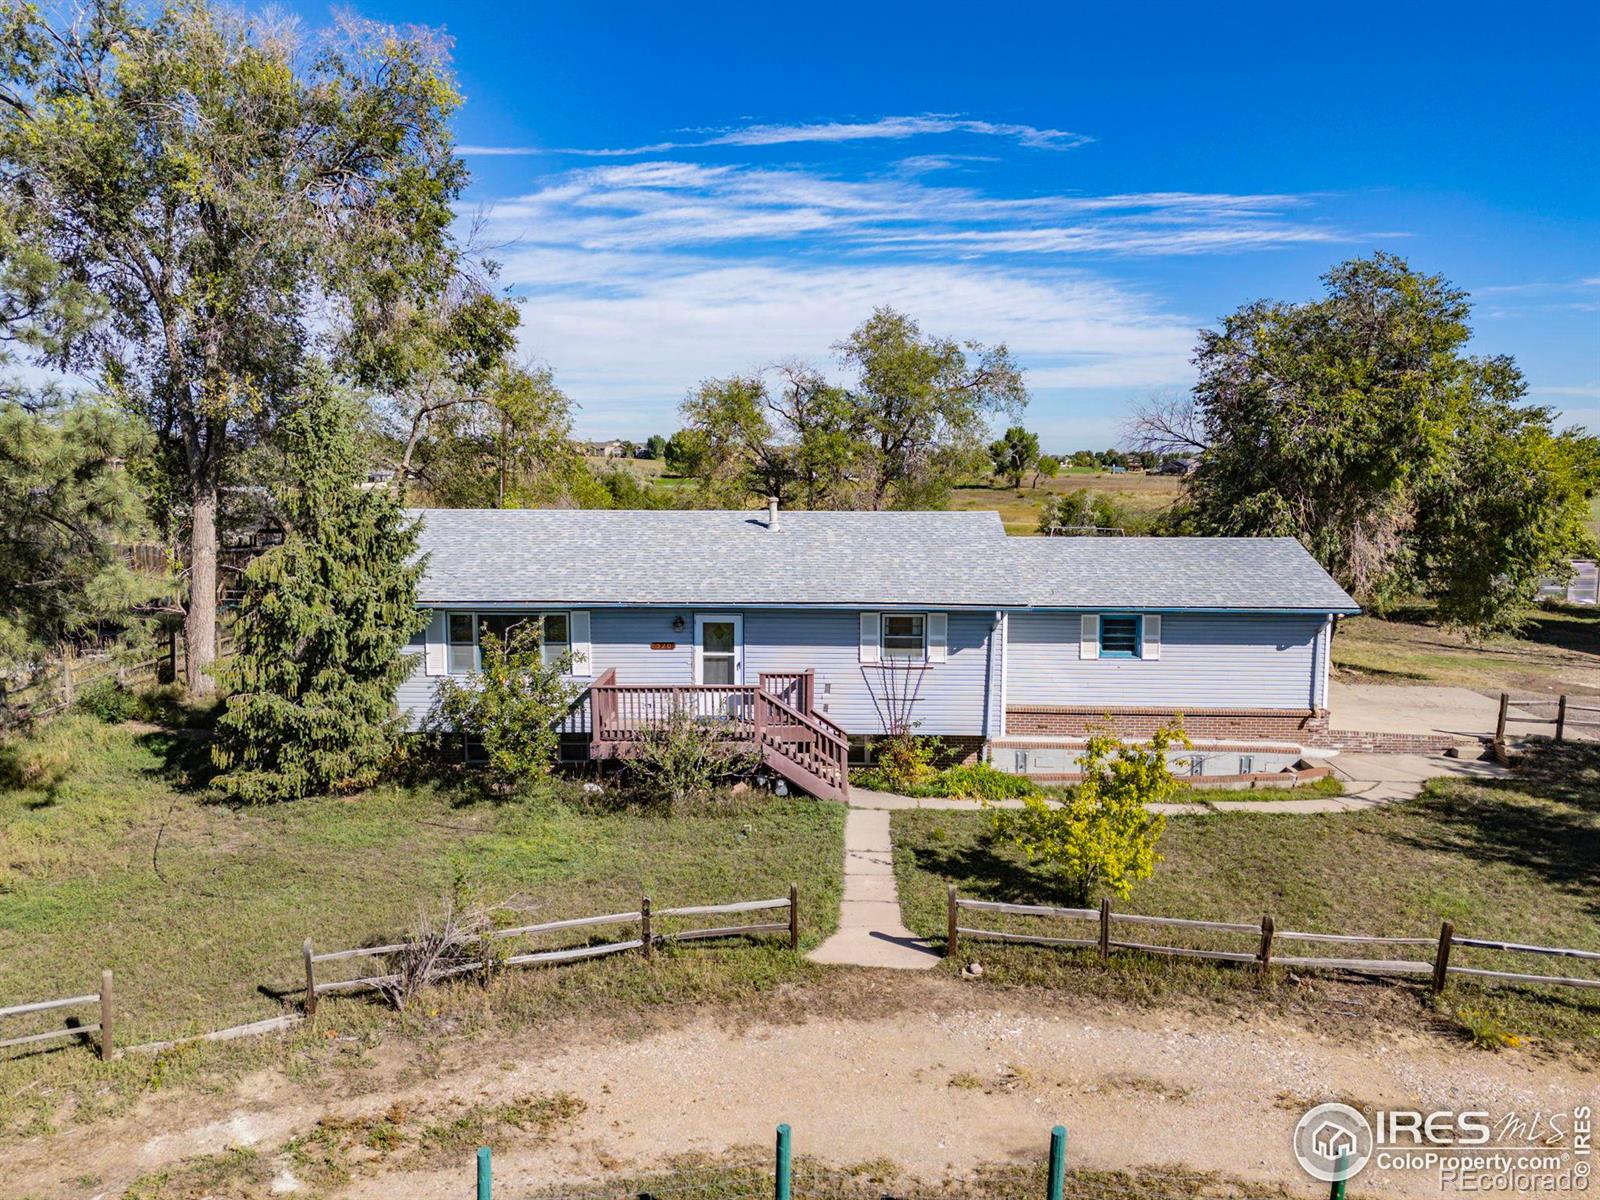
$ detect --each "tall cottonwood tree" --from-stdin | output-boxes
[1131,254,1599,630]
[681,308,1027,510]
[0,1,467,694]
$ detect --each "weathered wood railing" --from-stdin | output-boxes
[0,971,114,1058]
[587,670,850,799]
[946,890,1600,997]
[302,887,800,1013]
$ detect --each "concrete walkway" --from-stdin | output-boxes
[810,752,1512,968]
[847,752,1512,817]
[807,806,940,969]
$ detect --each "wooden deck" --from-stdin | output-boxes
[587,669,851,801]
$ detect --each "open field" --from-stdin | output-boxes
[1333,602,1600,697]
[951,468,1183,535]
[0,714,843,1132]
[891,741,1600,1057]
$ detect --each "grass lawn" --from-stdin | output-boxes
[0,713,843,1132]
[891,741,1600,1056]
[949,469,1182,535]
[1332,602,1600,698]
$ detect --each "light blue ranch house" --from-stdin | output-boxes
[399,504,1359,800]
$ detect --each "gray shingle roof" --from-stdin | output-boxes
[1007,536,1360,612]
[409,508,1025,608]
[408,509,1359,613]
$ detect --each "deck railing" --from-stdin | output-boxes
[587,668,849,799]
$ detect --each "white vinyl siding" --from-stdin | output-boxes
[1009,612,1325,709]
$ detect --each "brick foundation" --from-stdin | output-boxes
[1005,705,1331,745]
[1322,729,1486,754]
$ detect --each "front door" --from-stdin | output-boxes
[694,614,743,685]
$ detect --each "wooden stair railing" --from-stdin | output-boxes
[586,670,850,801]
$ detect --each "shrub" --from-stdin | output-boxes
[626,703,759,809]
[428,624,578,793]
[929,761,1040,801]
[74,676,138,723]
[869,733,942,792]
[378,890,507,1011]
[0,716,82,792]
[990,720,1189,904]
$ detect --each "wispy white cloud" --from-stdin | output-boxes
[459,113,1092,158]
[464,157,1363,437]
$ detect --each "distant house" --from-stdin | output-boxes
[591,439,629,459]
[398,506,1358,798]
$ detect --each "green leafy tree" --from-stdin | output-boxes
[989,425,1040,488]
[677,310,1027,510]
[663,428,709,477]
[1,2,468,694]
[212,373,425,803]
[0,398,166,670]
[427,623,577,792]
[990,721,1188,904]
[1132,254,1598,630]
[1038,489,1129,534]
[411,362,599,509]
[839,308,1027,509]
[643,434,668,460]
[1069,450,1096,468]
[1032,454,1061,489]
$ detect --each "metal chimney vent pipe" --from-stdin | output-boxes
[767,497,779,529]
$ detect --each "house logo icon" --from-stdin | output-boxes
[1293,1103,1374,1183]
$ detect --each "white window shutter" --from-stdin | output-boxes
[1079,614,1100,660]
[423,610,448,676]
[859,612,881,664]
[926,612,947,663]
[1143,614,1161,661]
[569,610,592,677]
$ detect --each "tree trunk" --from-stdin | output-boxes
[185,478,220,697]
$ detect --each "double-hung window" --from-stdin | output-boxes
[1099,614,1143,658]
[881,613,928,661]
[447,612,571,673]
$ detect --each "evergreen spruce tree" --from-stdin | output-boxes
[213,371,425,802]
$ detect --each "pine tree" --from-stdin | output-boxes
[213,371,425,802]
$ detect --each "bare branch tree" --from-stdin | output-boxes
[1125,393,1209,457]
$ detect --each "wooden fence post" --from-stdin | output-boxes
[946,885,959,958]
[302,938,318,1017]
[1257,915,1275,976]
[1496,693,1509,746]
[1557,695,1568,743]
[1432,921,1454,995]
[98,970,114,1061]
[641,897,653,960]
[788,883,799,951]
[1098,897,1112,963]
[1047,1125,1068,1200]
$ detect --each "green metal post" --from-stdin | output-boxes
[1047,1125,1067,1200]
[477,1146,492,1200]
[774,1124,792,1200]
[1328,1152,1347,1200]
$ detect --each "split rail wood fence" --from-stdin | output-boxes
[1496,691,1600,748]
[302,887,800,1013]
[0,971,115,1059]
[947,889,1600,996]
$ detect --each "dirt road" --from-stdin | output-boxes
[10,979,1594,1198]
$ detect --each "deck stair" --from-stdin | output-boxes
[586,668,851,801]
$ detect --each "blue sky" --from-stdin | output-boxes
[303,0,1598,446]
